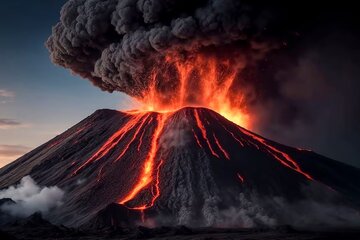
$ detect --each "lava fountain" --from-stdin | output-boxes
[135,53,251,129]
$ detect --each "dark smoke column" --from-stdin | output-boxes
[46,0,278,99]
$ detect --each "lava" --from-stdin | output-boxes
[118,113,168,209]
[114,115,150,162]
[192,128,203,148]
[137,54,250,128]
[70,106,312,217]
[194,109,220,158]
[238,127,313,180]
[213,133,230,160]
[72,113,146,175]
[137,117,153,151]
[237,173,245,183]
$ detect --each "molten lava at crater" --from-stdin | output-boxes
[134,54,251,129]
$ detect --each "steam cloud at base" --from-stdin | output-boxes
[0,176,64,218]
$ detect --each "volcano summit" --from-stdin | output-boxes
[0,107,359,228]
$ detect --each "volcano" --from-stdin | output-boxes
[1,107,360,228]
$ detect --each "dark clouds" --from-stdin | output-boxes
[255,32,360,167]
[47,0,360,166]
[46,0,279,97]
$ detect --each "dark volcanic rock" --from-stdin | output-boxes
[0,107,359,228]
[0,198,16,226]
[0,230,17,240]
[84,203,143,229]
[11,212,52,228]
[1,212,80,240]
[0,198,15,206]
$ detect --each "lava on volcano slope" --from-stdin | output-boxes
[1,108,360,228]
[67,107,318,219]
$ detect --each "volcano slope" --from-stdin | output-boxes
[0,107,360,228]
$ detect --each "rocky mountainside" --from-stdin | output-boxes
[0,107,359,228]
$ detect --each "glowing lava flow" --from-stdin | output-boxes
[239,128,313,180]
[210,113,313,180]
[114,115,150,162]
[213,133,230,160]
[192,128,203,148]
[193,109,220,158]
[118,113,168,209]
[137,117,153,151]
[72,113,145,175]
[237,173,245,183]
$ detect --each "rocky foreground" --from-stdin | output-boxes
[0,213,359,240]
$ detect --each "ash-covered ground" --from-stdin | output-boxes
[1,213,360,240]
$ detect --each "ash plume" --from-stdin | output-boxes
[46,0,279,97]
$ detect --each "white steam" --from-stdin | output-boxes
[0,175,64,218]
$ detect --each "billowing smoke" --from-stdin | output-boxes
[0,176,64,218]
[46,0,285,107]
[47,1,360,166]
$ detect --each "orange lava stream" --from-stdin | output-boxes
[72,114,144,175]
[239,128,313,180]
[217,121,245,147]
[118,114,168,208]
[137,117,153,151]
[114,115,150,162]
[213,133,230,160]
[237,173,245,183]
[96,164,106,182]
[192,128,203,148]
[193,109,220,158]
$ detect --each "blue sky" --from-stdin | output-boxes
[0,1,132,167]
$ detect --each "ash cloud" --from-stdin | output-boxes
[0,176,64,218]
[252,29,360,167]
[46,0,277,97]
[47,1,360,166]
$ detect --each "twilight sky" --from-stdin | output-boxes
[0,1,133,167]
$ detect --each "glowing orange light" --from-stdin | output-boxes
[72,113,145,175]
[135,54,251,128]
[119,114,168,208]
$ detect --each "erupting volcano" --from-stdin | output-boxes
[1,0,360,234]
[1,107,360,228]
